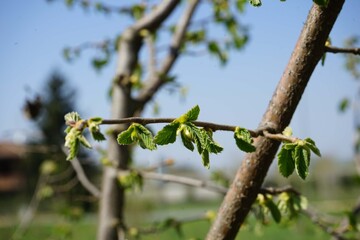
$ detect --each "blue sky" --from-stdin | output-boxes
[0,0,359,172]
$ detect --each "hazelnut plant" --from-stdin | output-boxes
[50,0,360,239]
[65,105,321,179]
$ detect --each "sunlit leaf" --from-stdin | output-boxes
[234,127,256,152]
[154,122,180,145]
[294,146,310,180]
[277,147,295,177]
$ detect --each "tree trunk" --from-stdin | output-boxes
[206,1,345,239]
[97,1,181,239]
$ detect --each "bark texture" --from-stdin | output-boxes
[206,1,345,239]
[97,1,180,239]
[96,0,201,239]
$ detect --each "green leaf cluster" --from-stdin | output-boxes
[234,127,256,153]
[256,194,282,223]
[277,192,308,219]
[278,135,321,180]
[117,170,143,191]
[64,112,106,160]
[255,192,307,224]
[249,0,286,7]
[207,41,228,65]
[154,105,223,168]
[117,123,156,150]
[130,4,145,20]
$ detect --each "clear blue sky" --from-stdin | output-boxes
[0,0,359,172]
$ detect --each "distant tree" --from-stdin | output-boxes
[37,71,76,150]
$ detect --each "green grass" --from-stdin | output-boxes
[0,213,330,240]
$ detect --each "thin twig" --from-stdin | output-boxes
[47,165,74,184]
[52,176,79,193]
[141,171,228,195]
[62,148,101,198]
[325,45,360,55]
[101,117,262,136]
[137,213,208,235]
[11,175,48,239]
[263,131,299,143]
[302,207,348,240]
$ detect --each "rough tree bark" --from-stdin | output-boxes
[97,0,201,239]
[206,1,345,239]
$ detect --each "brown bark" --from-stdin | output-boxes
[96,1,202,239]
[206,1,345,239]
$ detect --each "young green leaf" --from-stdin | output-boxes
[133,124,156,150]
[66,137,80,161]
[177,105,200,123]
[117,126,136,145]
[277,147,295,177]
[88,118,106,142]
[64,111,81,124]
[264,198,282,223]
[180,130,194,151]
[78,135,92,149]
[117,170,143,191]
[249,0,262,7]
[304,138,321,157]
[64,127,82,160]
[294,146,310,180]
[91,130,106,142]
[234,127,256,153]
[321,52,326,66]
[201,150,210,169]
[88,117,102,125]
[283,142,297,150]
[282,126,293,137]
[201,129,223,154]
[154,122,180,145]
[207,41,228,65]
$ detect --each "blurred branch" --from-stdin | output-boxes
[325,45,360,55]
[47,0,137,15]
[70,156,101,198]
[61,148,101,198]
[47,165,74,184]
[11,175,48,239]
[141,171,228,195]
[136,213,209,235]
[302,207,348,240]
[145,34,157,75]
[132,0,180,32]
[136,0,201,109]
[52,176,79,193]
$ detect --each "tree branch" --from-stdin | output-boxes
[137,213,208,235]
[70,157,101,198]
[146,35,158,76]
[141,171,228,195]
[325,45,360,55]
[302,207,347,240]
[136,0,201,109]
[206,1,346,239]
[62,147,101,198]
[132,0,180,33]
[100,117,264,136]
